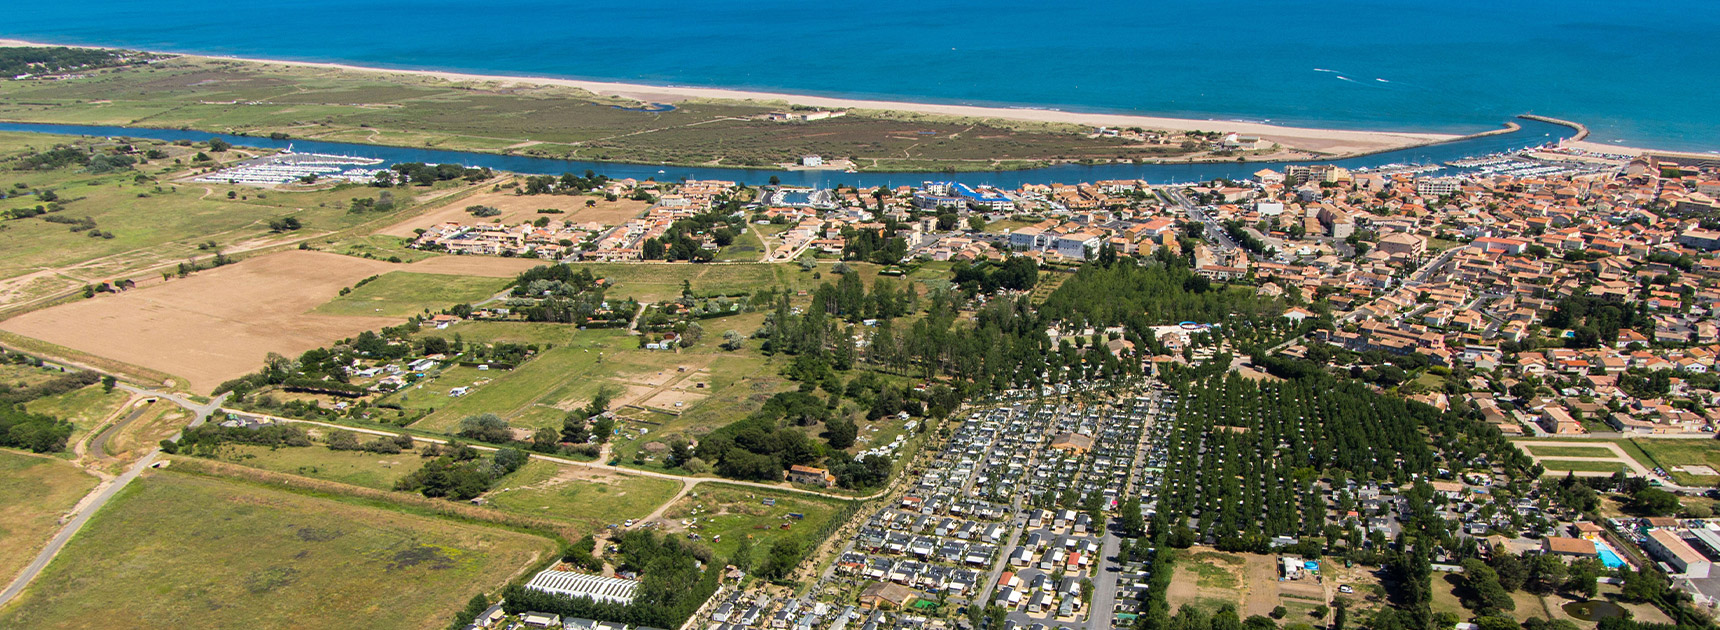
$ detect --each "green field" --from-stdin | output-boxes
[0,451,98,588]
[580,262,787,302]
[1539,459,1629,474]
[313,271,510,317]
[716,229,767,262]
[1629,439,1720,484]
[319,233,443,263]
[483,460,681,531]
[1524,445,1619,458]
[409,327,625,432]
[0,471,554,630]
[214,444,427,490]
[0,132,421,297]
[658,483,844,560]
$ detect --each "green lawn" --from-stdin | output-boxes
[0,451,98,588]
[214,444,426,490]
[483,460,681,532]
[313,271,510,318]
[1524,445,1618,458]
[0,471,554,630]
[1538,459,1628,474]
[657,483,845,560]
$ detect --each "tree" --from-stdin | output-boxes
[492,447,528,476]
[757,536,802,580]
[591,416,616,443]
[561,414,590,444]
[457,413,513,444]
[207,138,230,152]
[532,427,561,453]
[667,436,692,467]
[1629,488,1680,516]
[731,535,753,572]
[826,416,858,449]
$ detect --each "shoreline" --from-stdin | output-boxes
[0,38,1472,158]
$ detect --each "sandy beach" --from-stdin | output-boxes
[0,38,1466,157]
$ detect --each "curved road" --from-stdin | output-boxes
[0,389,227,609]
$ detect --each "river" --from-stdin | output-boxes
[0,118,1577,188]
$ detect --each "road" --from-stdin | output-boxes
[1160,188,1240,255]
[1088,530,1124,629]
[0,388,227,609]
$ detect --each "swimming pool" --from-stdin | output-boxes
[1594,540,1626,568]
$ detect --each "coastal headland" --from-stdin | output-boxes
[0,40,1483,171]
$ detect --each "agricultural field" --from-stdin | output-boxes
[0,57,1201,171]
[0,250,403,393]
[482,460,681,532]
[312,271,509,318]
[654,483,845,560]
[213,444,427,491]
[0,451,98,589]
[0,471,555,630]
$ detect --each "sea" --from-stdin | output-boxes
[4,0,1716,152]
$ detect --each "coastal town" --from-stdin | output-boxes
[2,41,1720,630]
[341,140,1720,630]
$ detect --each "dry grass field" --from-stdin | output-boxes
[0,250,402,393]
[378,188,651,237]
[0,471,554,630]
[0,451,99,591]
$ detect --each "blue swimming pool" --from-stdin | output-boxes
[1595,541,1626,568]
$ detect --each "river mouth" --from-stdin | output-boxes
[1561,600,1625,621]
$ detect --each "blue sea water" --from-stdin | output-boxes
[4,0,1716,151]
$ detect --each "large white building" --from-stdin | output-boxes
[525,570,641,605]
